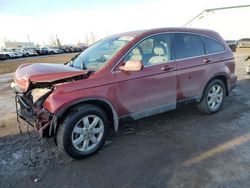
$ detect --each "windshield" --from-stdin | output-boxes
[70,36,134,71]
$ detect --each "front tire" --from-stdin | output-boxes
[197,79,226,114]
[56,104,108,159]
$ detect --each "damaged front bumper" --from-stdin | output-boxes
[12,82,54,137]
[15,94,54,136]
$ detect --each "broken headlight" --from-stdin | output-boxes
[11,82,23,93]
[31,88,52,104]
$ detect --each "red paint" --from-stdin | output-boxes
[14,28,237,127]
[14,63,87,91]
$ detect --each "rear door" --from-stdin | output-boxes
[174,33,207,101]
[113,33,177,117]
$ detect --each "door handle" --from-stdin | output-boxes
[161,65,174,71]
[203,58,213,63]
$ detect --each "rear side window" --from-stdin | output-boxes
[203,36,225,54]
[174,33,205,59]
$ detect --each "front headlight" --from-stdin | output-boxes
[31,88,52,104]
[10,82,23,93]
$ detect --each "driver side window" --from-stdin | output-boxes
[124,34,171,66]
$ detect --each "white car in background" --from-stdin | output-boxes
[11,48,24,57]
[21,48,38,56]
[0,49,19,59]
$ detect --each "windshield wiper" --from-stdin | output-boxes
[65,53,80,66]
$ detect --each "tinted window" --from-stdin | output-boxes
[125,34,172,66]
[203,36,225,54]
[174,33,205,59]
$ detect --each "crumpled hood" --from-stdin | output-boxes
[14,63,87,92]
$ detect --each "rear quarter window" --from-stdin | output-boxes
[203,36,225,54]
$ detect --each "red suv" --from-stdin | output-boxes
[11,28,237,158]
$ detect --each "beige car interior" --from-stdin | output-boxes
[149,45,168,65]
[128,47,143,61]
[127,43,169,66]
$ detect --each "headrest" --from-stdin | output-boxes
[154,46,165,55]
[132,47,141,55]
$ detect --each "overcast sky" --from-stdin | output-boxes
[0,0,249,47]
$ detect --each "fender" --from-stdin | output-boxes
[49,98,119,136]
[202,73,230,98]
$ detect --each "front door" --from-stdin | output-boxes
[114,34,177,118]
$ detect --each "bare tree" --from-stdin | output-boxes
[90,32,96,44]
[84,33,89,46]
[49,34,57,47]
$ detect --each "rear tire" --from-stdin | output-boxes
[56,104,108,159]
[197,79,226,114]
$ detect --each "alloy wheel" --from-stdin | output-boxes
[71,115,104,152]
[207,84,223,111]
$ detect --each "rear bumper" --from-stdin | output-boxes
[229,74,237,92]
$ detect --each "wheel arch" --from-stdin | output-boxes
[201,74,229,101]
[50,98,119,136]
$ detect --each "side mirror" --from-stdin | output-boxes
[119,60,143,72]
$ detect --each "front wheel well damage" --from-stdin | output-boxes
[53,99,119,137]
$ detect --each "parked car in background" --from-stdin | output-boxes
[0,52,6,60]
[21,48,38,56]
[60,47,69,53]
[73,47,82,52]
[46,47,60,54]
[0,49,20,59]
[10,48,37,57]
[60,46,72,53]
[11,28,237,159]
[35,47,50,55]
[55,48,64,54]
[36,47,61,55]
[226,40,237,52]
[10,49,24,58]
[238,38,250,48]
[34,48,43,55]
[68,46,76,53]
[80,46,88,51]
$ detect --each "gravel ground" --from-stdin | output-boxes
[0,49,250,188]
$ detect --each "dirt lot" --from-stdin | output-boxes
[0,53,78,75]
[0,49,250,188]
